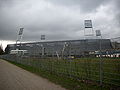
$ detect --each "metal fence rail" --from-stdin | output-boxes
[1,55,120,88]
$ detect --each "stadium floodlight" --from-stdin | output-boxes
[84,20,92,28]
[16,28,24,50]
[84,20,94,37]
[41,35,45,40]
[18,28,24,35]
[96,30,101,36]
[17,27,24,41]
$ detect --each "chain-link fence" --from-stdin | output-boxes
[1,54,120,88]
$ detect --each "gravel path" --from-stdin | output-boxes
[0,59,66,90]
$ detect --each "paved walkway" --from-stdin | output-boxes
[0,59,66,90]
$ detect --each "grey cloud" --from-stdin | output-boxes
[0,0,15,8]
[45,0,108,12]
[114,0,120,26]
[0,0,120,42]
[115,0,120,8]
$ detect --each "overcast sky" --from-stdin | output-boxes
[0,0,120,42]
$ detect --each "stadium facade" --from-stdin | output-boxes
[5,39,114,58]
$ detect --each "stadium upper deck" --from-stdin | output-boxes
[5,39,113,57]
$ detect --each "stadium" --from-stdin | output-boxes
[5,38,120,58]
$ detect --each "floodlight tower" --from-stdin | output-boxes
[83,20,94,56]
[84,20,94,39]
[41,35,45,41]
[16,28,24,50]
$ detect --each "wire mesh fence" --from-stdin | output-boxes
[1,54,120,88]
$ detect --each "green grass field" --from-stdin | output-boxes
[3,56,120,90]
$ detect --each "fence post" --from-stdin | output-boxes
[99,36,103,87]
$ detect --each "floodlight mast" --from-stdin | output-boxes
[16,28,24,50]
[84,20,94,39]
[83,20,94,57]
